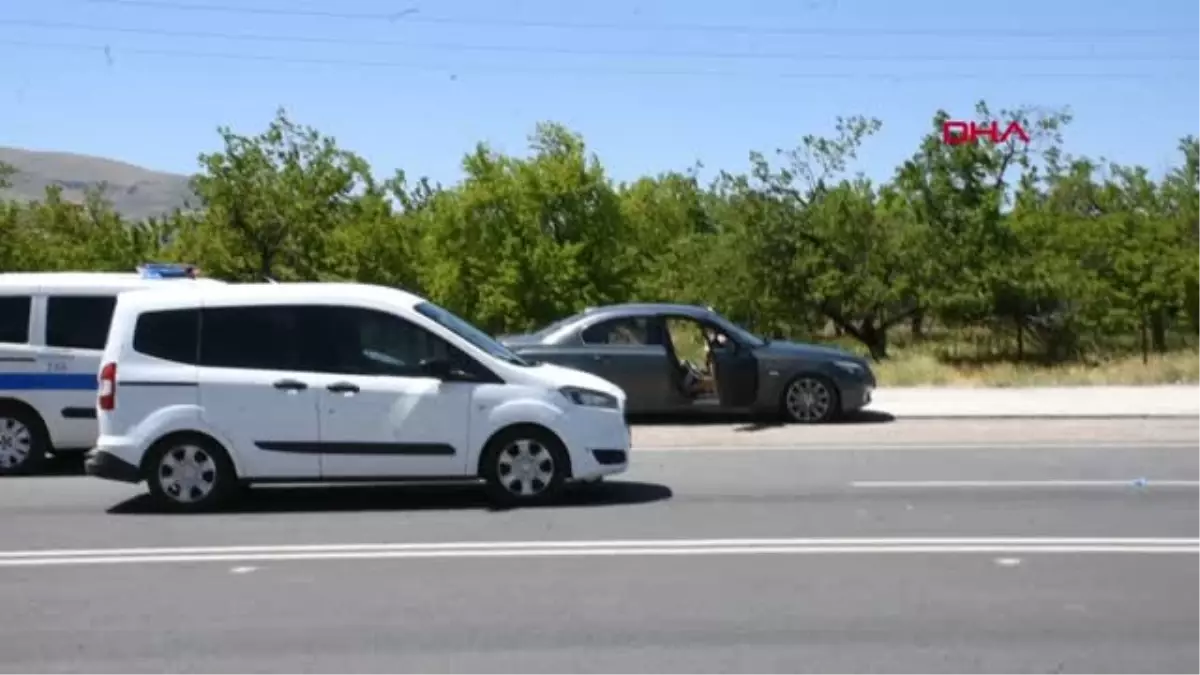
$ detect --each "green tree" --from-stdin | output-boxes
[735,116,928,358]
[417,123,631,333]
[0,105,1194,371]
[894,101,1075,356]
[185,107,374,281]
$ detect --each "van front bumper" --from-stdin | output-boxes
[84,449,142,483]
[561,408,630,481]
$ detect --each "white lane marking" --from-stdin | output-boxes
[229,566,257,574]
[994,557,1022,567]
[635,442,1199,453]
[851,480,1200,488]
[0,538,1193,568]
[0,546,1193,568]
[1,537,1195,559]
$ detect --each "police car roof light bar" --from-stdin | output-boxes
[136,263,199,279]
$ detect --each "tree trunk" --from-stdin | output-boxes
[1015,317,1025,360]
[910,310,925,340]
[861,321,889,360]
[1140,315,1149,364]
[259,247,275,281]
[1150,309,1167,353]
[1185,283,1199,337]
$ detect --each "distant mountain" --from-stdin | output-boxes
[0,147,196,221]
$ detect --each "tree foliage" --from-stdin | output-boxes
[2,105,1196,362]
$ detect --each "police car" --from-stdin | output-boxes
[0,264,223,474]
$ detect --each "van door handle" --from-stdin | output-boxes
[272,379,308,391]
[326,382,360,394]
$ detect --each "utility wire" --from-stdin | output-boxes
[64,0,1196,38]
[3,39,1191,80]
[3,19,1194,62]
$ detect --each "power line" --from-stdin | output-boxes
[80,0,417,21]
[65,0,1197,38]
[5,19,1194,62]
[3,39,1191,80]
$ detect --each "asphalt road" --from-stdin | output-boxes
[0,419,1196,674]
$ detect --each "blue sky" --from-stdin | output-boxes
[1,0,1196,187]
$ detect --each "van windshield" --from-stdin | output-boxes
[414,301,533,367]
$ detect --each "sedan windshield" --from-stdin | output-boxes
[710,312,768,348]
[414,301,533,367]
[531,313,586,339]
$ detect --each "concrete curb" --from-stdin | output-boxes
[873,414,1199,420]
[866,385,1198,419]
[632,440,1200,451]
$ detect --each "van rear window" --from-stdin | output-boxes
[0,296,32,344]
[46,295,118,350]
[133,309,200,364]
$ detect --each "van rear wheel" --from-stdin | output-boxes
[144,434,238,513]
[0,405,48,476]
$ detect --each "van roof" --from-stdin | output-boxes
[117,281,427,312]
[0,272,225,291]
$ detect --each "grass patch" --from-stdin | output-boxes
[660,321,1197,387]
[873,347,1199,387]
[807,327,1199,387]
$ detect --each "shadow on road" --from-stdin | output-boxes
[0,453,87,479]
[106,479,673,515]
[629,409,895,431]
[836,410,897,424]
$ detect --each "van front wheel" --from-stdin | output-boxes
[480,426,570,507]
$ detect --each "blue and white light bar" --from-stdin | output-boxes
[136,263,199,279]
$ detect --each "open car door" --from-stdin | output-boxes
[710,339,758,408]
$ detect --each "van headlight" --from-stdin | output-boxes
[559,387,619,409]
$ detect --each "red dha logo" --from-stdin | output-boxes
[942,120,1030,146]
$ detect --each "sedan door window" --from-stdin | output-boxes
[581,317,655,345]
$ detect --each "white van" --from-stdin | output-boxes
[0,265,222,474]
[85,282,631,510]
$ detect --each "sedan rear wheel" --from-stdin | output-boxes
[781,375,840,424]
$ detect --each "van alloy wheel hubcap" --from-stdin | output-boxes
[0,417,32,468]
[158,445,218,503]
[497,439,555,497]
[786,378,831,421]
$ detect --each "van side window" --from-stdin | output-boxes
[46,295,118,350]
[302,306,459,376]
[0,296,32,344]
[133,309,200,364]
[199,306,300,371]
